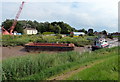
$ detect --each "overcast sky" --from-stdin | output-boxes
[1,0,119,32]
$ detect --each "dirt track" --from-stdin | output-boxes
[48,59,105,80]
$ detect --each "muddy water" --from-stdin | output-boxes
[74,46,91,54]
[2,46,29,59]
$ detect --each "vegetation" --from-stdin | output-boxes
[2,19,77,34]
[67,55,118,80]
[2,35,95,47]
[87,29,94,36]
[78,28,87,34]
[2,47,119,80]
[102,30,107,35]
[42,32,55,35]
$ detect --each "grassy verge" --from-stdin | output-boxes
[2,47,119,80]
[19,47,119,80]
[67,55,118,80]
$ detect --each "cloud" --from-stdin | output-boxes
[1,0,119,32]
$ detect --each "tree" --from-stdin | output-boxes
[59,22,73,34]
[54,24,61,34]
[2,19,24,33]
[88,28,94,36]
[2,19,13,32]
[2,19,77,34]
[72,28,77,32]
[44,22,50,32]
[78,28,87,34]
[33,20,39,29]
[49,24,55,32]
[102,30,107,35]
[14,22,24,33]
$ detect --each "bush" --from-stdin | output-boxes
[56,34,62,39]
[42,32,55,35]
[2,35,94,47]
[2,35,42,47]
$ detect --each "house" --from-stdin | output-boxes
[24,28,38,35]
[70,32,85,36]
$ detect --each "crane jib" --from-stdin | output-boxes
[2,1,25,35]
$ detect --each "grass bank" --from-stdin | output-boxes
[67,55,118,80]
[2,47,119,80]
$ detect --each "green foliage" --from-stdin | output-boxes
[88,29,94,36]
[2,19,13,31]
[2,35,94,47]
[2,19,24,33]
[2,47,119,80]
[54,24,61,34]
[2,35,41,47]
[78,29,87,34]
[88,33,94,36]
[2,20,76,34]
[102,30,107,35]
[67,55,118,80]
[2,51,79,80]
[42,32,55,35]
[56,34,62,39]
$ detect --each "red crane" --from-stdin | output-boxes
[2,1,25,35]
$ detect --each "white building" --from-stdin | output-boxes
[24,28,38,35]
[13,31,22,35]
[70,32,85,36]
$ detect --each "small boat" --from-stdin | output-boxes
[92,38,109,51]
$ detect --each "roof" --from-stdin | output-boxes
[72,32,85,34]
[24,28,37,30]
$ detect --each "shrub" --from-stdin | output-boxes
[56,34,62,39]
[2,35,94,47]
[42,32,55,35]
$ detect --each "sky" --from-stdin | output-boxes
[1,0,119,32]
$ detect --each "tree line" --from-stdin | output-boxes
[2,19,77,34]
[2,19,107,35]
